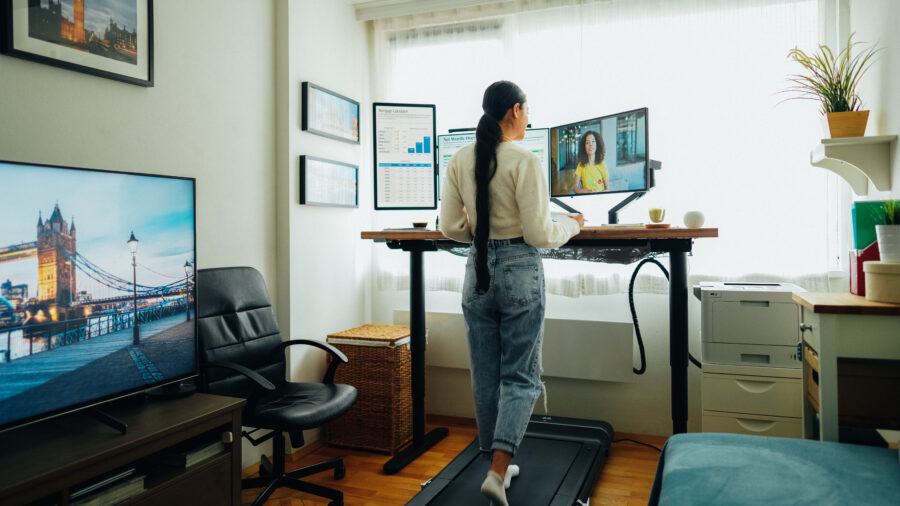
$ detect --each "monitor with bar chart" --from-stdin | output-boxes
[373,103,438,210]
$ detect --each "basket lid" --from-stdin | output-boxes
[327,324,411,342]
[863,261,900,274]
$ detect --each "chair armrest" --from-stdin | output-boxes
[280,339,348,384]
[202,361,276,391]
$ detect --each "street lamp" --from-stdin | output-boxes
[128,231,139,346]
[184,260,192,321]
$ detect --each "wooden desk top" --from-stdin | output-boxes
[361,227,718,242]
[792,292,900,315]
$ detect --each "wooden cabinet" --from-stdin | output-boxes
[701,362,803,438]
[0,393,244,506]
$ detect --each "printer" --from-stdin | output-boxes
[695,282,805,369]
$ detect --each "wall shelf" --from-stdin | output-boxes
[810,135,897,196]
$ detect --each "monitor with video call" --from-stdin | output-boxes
[549,108,648,197]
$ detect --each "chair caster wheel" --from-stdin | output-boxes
[334,463,346,479]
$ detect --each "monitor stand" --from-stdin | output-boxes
[550,197,581,215]
[89,408,128,434]
[146,380,197,399]
[607,191,646,224]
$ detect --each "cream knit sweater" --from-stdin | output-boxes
[440,141,580,248]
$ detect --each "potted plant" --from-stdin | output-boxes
[785,33,882,138]
[876,200,900,263]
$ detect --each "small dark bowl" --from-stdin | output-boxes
[412,222,428,228]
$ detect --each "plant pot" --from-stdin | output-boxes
[876,224,900,263]
[824,110,869,138]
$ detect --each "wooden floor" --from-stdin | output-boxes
[241,416,666,506]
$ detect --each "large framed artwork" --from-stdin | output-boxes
[301,81,360,144]
[299,155,358,208]
[1,0,153,87]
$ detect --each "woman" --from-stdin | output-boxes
[572,130,609,193]
[440,81,584,506]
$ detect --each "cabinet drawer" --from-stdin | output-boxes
[702,411,802,438]
[702,373,802,417]
[130,454,232,506]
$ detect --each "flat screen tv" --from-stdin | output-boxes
[0,160,197,433]
[549,107,648,197]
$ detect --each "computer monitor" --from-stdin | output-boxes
[437,128,550,199]
[549,108,648,197]
[0,159,197,433]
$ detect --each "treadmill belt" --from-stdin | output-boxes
[428,437,582,506]
[406,416,613,506]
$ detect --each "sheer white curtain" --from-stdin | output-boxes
[372,0,849,296]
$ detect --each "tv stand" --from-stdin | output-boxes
[0,393,244,506]
[89,407,128,434]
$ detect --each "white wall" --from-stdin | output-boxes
[852,0,900,199]
[0,1,277,281]
[271,0,372,462]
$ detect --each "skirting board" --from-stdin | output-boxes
[394,311,633,383]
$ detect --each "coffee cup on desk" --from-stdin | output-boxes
[648,208,666,223]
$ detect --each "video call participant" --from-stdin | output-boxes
[440,80,584,506]
[572,130,609,193]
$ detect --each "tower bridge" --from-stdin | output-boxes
[1,204,190,342]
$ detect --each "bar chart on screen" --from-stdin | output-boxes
[373,103,437,210]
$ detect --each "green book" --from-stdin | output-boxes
[851,201,886,250]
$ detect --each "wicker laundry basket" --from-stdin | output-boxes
[324,324,413,454]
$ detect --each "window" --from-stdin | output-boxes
[373,0,847,296]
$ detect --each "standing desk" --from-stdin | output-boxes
[793,292,900,441]
[361,226,718,473]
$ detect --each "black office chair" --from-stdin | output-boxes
[196,266,357,506]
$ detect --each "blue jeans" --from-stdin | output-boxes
[462,239,545,455]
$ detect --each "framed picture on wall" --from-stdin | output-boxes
[301,82,360,144]
[0,0,153,87]
[299,155,358,208]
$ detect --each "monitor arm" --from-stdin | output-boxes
[607,159,661,224]
[550,197,582,215]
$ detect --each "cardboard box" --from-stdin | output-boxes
[850,242,880,296]
[864,261,900,304]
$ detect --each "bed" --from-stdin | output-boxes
[648,433,900,505]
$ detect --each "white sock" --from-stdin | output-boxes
[504,464,519,489]
[481,470,508,506]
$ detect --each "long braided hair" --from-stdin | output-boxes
[473,81,527,293]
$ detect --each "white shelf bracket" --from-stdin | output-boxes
[810,135,897,196]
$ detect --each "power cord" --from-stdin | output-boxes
[613,438,662,452]
[628,256,702,374]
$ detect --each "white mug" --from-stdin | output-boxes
[683,211,705,229]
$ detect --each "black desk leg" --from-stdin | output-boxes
[668,250,688,434]
[383,248,449,475]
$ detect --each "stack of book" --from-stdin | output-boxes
[70,468,145,506]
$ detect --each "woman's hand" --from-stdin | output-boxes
[568,213,585,229]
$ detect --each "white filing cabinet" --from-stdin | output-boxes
[701,362,803,438]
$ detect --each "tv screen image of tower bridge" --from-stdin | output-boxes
[0,162,196,427]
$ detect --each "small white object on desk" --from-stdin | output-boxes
[683,211,705,229]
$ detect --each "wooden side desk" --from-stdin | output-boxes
[793,292,900,441]
[363,226,718,472]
